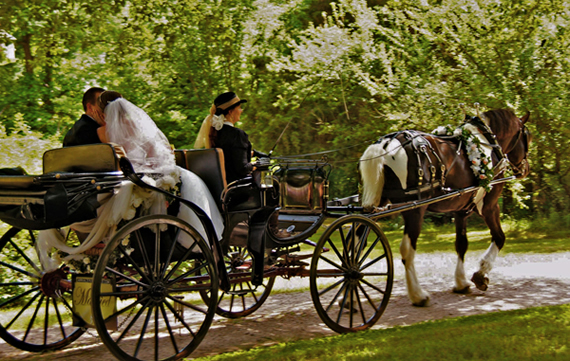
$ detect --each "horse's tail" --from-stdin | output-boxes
[359,141,388,209]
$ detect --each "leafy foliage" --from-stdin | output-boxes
[1,0,568,212]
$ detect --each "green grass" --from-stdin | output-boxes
[191,304,570,361]
[303,217,570,255]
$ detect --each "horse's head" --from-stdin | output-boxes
[483,109,531,178]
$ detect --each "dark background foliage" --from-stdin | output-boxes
[1,0,567,216]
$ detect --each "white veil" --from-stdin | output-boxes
[105,98,175,173]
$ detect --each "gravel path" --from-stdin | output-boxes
[2,251,569,360]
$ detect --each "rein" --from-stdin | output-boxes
[503,122,530,178]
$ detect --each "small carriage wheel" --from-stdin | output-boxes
[0,227,85,352]
[91,215,218,361]
[310,215,393,333]
[199,245,276,318]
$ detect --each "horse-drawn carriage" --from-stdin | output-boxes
[0,108,530,360]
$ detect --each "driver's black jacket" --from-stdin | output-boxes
[214,124,264,183]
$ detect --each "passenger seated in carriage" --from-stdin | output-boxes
[37,91,224,271]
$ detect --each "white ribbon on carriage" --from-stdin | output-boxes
[37,98,224,272]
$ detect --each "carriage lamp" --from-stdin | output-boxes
[261,170,273,188]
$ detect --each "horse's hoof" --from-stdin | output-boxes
[453,286,471,294]
[471,272,489,291]
[412,297,430,307]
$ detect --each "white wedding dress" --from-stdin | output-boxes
[103,98,224,246]
[37,98,224,271]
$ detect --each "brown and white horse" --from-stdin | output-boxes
[359,109,531,306]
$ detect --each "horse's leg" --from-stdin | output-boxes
[400,207,430,306]
[453,211,472,294]
[472,202,504,291]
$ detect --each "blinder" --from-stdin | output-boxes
[505,120,531,178]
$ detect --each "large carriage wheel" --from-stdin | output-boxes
[200,245,275,318]
[0,227,85,352]
[310,215,393,333]
[91,215,218,361]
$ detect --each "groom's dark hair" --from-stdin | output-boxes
[82,87,106,111]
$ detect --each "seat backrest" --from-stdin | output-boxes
[43,144,119,174]
[175,148,227,209]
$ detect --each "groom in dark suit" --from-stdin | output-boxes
[63,87,105,147]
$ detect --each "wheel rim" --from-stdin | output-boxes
[310,215,393,333]
[200,245,275,318]
[91,215,218,361]
[0,227,84,352]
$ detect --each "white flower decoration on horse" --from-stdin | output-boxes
[433,124,493,191]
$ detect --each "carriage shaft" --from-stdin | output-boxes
[367,176,516,221]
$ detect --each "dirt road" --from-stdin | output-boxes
[2,251,569,360]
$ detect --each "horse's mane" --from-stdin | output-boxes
[482,109,518,139]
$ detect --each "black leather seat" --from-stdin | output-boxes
[174,149,227,209]
[43,144,119,173]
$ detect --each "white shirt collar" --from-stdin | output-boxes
[223,121,234,127]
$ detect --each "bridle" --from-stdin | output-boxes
[503,119,530,178]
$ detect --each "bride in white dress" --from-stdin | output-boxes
[101,94,224,245]
[37,93,224,271]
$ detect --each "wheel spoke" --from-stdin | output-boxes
[354,286,367,325]
[24,294,44,342]
[104,296,149,325]
[318,254,349,273]
[116,244,153,285]
[154,224,160,280]
[161,227,181,278]
[325,281,347,313]
[355,225,371,261]
[44,297,50,345]
[360,278,386,295]
[116,298,152,345]
[154,305,159,360]
[160,303,179,355]
[5,290,41,329]
[0,259,41,279]
[52,298,67,339]
[349,286,355,329]
[0,281,36,286]
[133,229,156,283]
[1,286,39,313]
[164,240,199,282]
[165,261,209,286]
[163,298,196,337]
[104,265,149,288]
[167,295,209,315]
[8,238,42,275]
[357,236,383,267]
[133,305,153,358]
[318,278,345,297]
[350,221,357,266]
[360,253,387,272]
[336,284,351,324]
[358,282,378,311]
[168,283,213,292]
